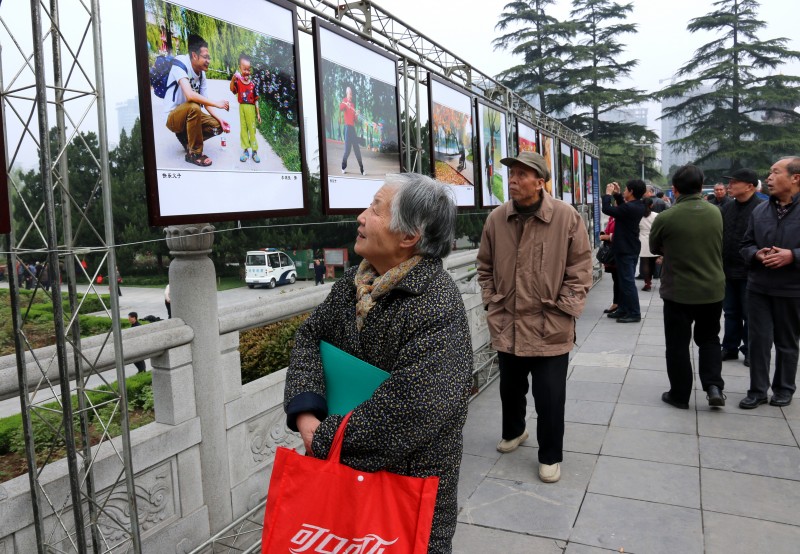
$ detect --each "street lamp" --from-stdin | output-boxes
[633,136,650,181]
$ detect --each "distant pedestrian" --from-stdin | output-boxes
[709,183,732,208]
[738,156,800,409]
[719,168,763,366]
[115,267,122,296]
[650,164,726,409]
[26,262,36,289]
[127,312,147,374]
[601,180,646,323]
[164,284,171,318]
[313,258,326,285]
[638,198,659,292]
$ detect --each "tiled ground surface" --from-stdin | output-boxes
[454,276,800,553]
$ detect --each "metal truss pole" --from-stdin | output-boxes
[29,0,88,549]
[90,0,142,546]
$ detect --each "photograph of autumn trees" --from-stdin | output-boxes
[518,121,537,154]
[540,132,555,197]
[431,102,474,187]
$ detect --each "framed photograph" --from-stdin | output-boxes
[559,141,573,204]
[312,18,401,214]
[572,148,582,205]
[0,106,9,234]
[584,153,593,204]
[427,74,475,207]
[132,0,307,225]
[476,98,508,208]
[539,131,556,199]
[592,156,601,243]
[517,119,538,155]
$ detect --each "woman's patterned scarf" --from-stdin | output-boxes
[354,255,422,331]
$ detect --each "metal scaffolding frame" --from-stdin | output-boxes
[1,0,141,552]
[0,1,597,552]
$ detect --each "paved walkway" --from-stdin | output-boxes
[454,275,800,553]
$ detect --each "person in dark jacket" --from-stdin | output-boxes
[602,179,646,322]
[650,164,726,409]
[738,156,800,409]
[127,312,147,373]
[709,183,732,208]
[720,168,763,366]
[284,173,472,554]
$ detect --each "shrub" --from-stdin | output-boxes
[239,313,309,384]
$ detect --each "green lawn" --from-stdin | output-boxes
[122,274,245,291]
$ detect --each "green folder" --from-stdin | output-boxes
[320,340,390,415]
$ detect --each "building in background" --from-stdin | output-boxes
[660,85,712,175]
[116,97,140,138]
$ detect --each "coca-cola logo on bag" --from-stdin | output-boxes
[289,523,398,553]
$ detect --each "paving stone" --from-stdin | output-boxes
[720,362,750,377]
[570,353,632,368]
[600,427,699,467]
[569,366,627,384]
[699,436,800,481]
[458,477,584,540]
[703,511,800,554]
[564,399,615,425]
[780,400,800,420]
[635,333,666,346]
[564,422,607,455]
[588,456,700,508]
[489,448,597,492]
[576,341,637,355]
[700,468,800,526]
[458,453,496,509]
[634,343,663,357]
[610,403,697,435]
[629,355,667,371]
[617,383,695,409]
[452,523,565,554]
[570,493,703,554]
[564,544,621,553]
[566,380,621,403]
[623,369,670,387]
[638,325,665,336]
[716,374,751,394]
[787,419,800,446]
[697,411,796,446]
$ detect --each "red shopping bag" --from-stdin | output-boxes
[262,413,439,553]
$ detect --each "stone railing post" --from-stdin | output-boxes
[165,224,233,533]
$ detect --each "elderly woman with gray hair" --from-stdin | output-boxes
[284,173,473,553]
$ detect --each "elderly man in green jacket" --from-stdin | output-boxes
[650,164,726,409]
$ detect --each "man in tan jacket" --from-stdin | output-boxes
[477,151,593,483]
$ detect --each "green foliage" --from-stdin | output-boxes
[0,372,154,456]
[493,0,578,113]
[658,0,800,179]
[239,314,309,384]
[257,99,302,172]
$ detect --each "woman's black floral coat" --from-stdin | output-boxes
[284,256,473,553]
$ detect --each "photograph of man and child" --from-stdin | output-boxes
[144,0,300,173]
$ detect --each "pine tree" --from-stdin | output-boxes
[492,0,577,114]
[658,0,800,177]
[563,0,653,141]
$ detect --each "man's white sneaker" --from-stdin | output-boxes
[342,168,347,175]
[496,429,529,453]
[538,462,561,483]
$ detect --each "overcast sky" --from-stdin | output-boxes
[2,0,798,170]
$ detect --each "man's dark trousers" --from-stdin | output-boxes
[498,352,568,465]
[747,291,800,399]
[615,252,640,318]
[663,299,724,403]
[722,278,749,356]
